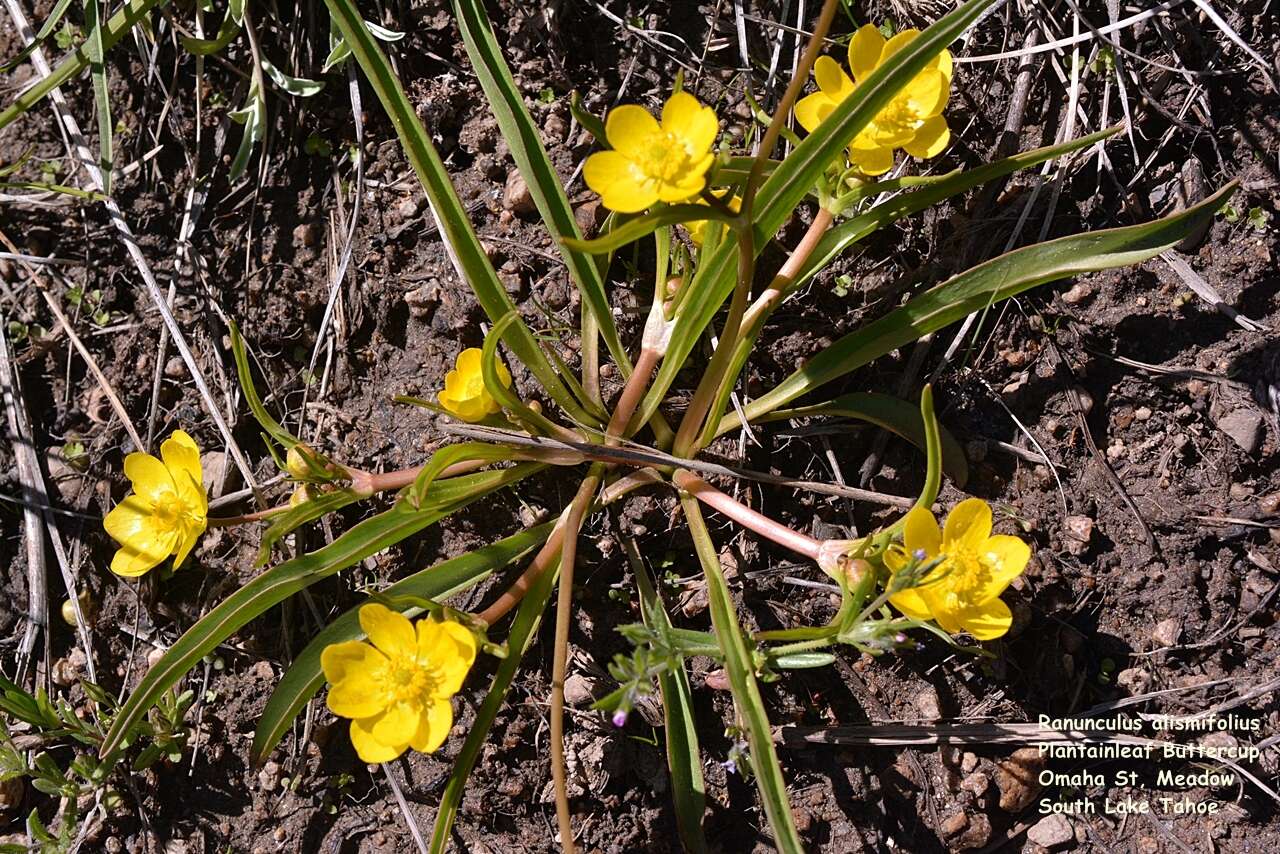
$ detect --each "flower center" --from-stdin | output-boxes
[933,545,1000,608]
[635,132,695,184]
[151,491,189,527]
[386,656,441,705]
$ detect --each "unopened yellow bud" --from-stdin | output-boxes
[286,444,319,479]
[289,484,313,507]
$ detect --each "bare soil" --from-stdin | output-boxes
[1,0,1278,852]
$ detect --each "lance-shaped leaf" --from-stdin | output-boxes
[251,523,554,763]
[452,0,629,375]
[322,0,598,426]
[728,183,1237,427]
[99,464,543,760]
[632,0,996,432]
[562,204,736,256]
[0,0,168,132]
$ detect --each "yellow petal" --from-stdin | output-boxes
[104,496,176,578]
[419,620,477,695]
[656,163,710,203]
[880,29,920,63]
[905,69,947,119]
[979,535,1031,595]
[123,452,175,503]
[371,700,422,746]
[160,430,203,494]
[848,143,894,176]
[661,91,718,156]
[321,640,388,690]
[583,150,656,214]
[170,522,205,570]
[943,498,992,551]
[934,48,953,85]
[956,598,1013,641]
[604,104,660,159]
[889,587,932,621]
[902,115,950,159]
[901,505,942,558]
[350,716,404,763]
[813,56,854,102]
[359,603,416,658]
[327,675,389,720]
[848,24,886,81]
[456,348,483,373]
[410,699,453,754]
[109,532,177,578]
[494,356,513,389]
[794,92,836,134]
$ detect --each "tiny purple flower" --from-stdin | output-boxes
[912,548,927,561]
[720,757,737,775]
[611,710,628,728]
[894,633,908,644]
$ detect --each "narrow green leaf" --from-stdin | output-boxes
[0,0,76,73]
[228,79,264,180]
[407,441,516,507]
[632,0,996,431]
[255,488,363,566]
[561,204,734,256]
[179,13,239,55]
[751,0,995,238]
[745,392,968,486]
[99,464,544,760]
[428,514,568,852]
[82,0,112,193]
[323,0,598,427]
[452,0,629,375]
[630,540,707,853]
[0,0,168,133]
[730,183,1237,427]
[251,523,553,763]
[229,324,298,449]
[262,60,323,97]
[569,91,607,149]
[680,495,802,852]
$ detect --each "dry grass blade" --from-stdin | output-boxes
[2,0,261,498]
[0,317,48,678]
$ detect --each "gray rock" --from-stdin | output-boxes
[1215,408,1264,455]
[1026,813,1074,849]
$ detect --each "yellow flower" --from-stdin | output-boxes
[886,498,1029,640]
[321,604,477,763]
[103,430,208,578]
[583,91,718,214]
[437,348,511,423]
[685,190,741,247]
[794,24,952,176]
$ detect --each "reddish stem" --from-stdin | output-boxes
[673,469,820,560]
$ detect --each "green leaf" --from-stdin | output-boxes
[428,510,569,852]
[680,495,802,852]
[631,0,997,432]
[255,488,363,566]
[0,0,75,73]
[251,523,553,763]
[179,13,239,55]
[228,78,265,180]
[630,541,707,853]
[229,324,298,449]
[82,0,112,193]
[795,126,1125,292]
[561,204,735,256]
[0,0,168,133]
[747,392,968,486]
[262,60,323,97]
[323,0,598,427]
[99,464,544,760]
[407,441,518,507]
[729,183,1237,426]
[452,0,630,377]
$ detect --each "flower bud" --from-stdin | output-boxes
[611,710,628,728]
[285,444,319,479]
[289,484,313,507]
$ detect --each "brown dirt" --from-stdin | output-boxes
[1,0,1278,852]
